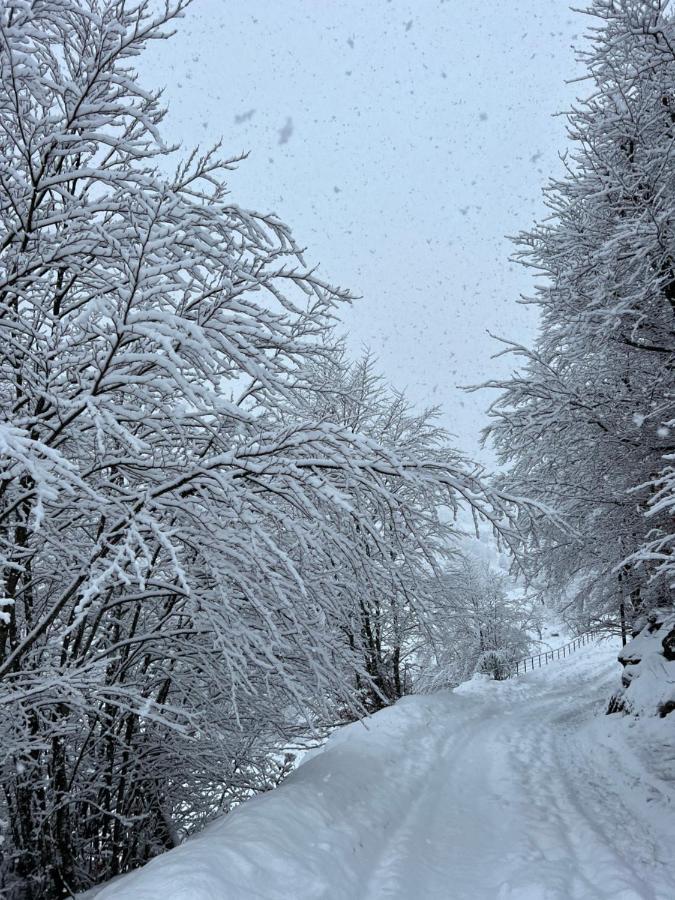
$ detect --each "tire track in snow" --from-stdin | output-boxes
[360,640,675,900]
[507,680,658,897]
[359,708,492,899]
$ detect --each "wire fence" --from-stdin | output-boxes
[509,631,597,677]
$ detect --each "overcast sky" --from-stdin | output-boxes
[140,0,584,461]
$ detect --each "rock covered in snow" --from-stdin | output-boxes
[608,608,675,718]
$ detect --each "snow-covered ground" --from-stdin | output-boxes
[91,638,675,900]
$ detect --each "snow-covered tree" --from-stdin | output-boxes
[0,2,517,896]
[482,0,675,636]
[415,553,533,689]
[285,350,477,708]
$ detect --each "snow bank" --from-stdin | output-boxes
[89,695,466,900]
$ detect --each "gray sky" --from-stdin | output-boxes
[141,0,583,461]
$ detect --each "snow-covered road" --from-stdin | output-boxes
[362,643,673,900]
[94,639,675,900]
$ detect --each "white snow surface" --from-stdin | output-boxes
[92,638,675,900]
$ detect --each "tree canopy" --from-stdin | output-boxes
[483,0,675,633]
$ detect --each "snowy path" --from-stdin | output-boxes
[95,640,675,900]
[361,644,673,900]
